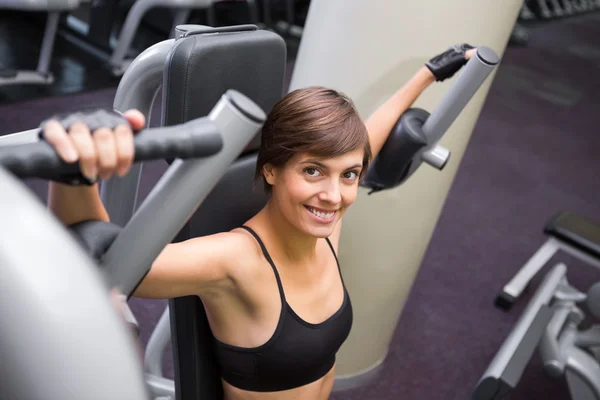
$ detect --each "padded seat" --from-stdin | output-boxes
[497,210,600,309]
[545,211,600,260]
[1,0,80,11]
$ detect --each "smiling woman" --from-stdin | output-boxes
[44,44,475,400]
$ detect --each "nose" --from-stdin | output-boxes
[318,180,342,205]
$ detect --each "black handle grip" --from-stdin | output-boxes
[0,116,223,183]
[133,117,222,161]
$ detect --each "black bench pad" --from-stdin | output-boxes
[545,211,600,259]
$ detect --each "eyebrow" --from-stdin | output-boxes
[301,160,363,170]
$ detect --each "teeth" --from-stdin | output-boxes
[308,207,334,219]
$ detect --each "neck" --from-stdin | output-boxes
[261,199,318,264]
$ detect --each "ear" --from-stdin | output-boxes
[263,163,277,186]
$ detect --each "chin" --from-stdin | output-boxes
[304,225,336,239]
[301,215,339,238]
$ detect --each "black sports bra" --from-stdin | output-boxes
[213,226,353,392]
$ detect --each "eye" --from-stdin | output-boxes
[343,170,359,181]
[303,167,321,177]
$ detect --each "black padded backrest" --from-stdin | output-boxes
[162,26,286,152]
[544,211,600,259]
[161,26,286,400]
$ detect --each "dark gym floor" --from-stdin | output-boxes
[1,8,600,400]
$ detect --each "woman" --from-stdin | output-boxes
[46,44,476,399]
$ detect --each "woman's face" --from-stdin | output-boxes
[265,149,364,238]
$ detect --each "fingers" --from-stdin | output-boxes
[93,127,118,181]
[42,120,79,164]
[69,122,99,181]
[123,109,146,132]
[43,110,142,182]
[90,121,137,180]
[465,48,477,60]
[114,123,135,177]
[110,288,127,314]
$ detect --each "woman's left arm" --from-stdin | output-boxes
[365,45,477,159]
[365,67,436,159]
[330,45,476,250]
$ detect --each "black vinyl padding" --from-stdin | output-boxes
[545,211,600,259]
[361,107,430,193]
[68,220,122,262]
[162,26,286,400]
[162,27,286,153]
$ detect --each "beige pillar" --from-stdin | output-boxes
[288,0,523,388]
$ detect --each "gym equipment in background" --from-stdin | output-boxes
[522,0,600,21]
[497,211,600,309]
[474,211,600,400]
[511,0,600,47]
[60,0,218,76]
[0,0,81,86]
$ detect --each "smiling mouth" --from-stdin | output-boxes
[304,205,337,220]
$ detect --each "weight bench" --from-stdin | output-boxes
[474,261,600,400]
[0,0,80,86]
[476,211,600,400]
[496,211,600,310]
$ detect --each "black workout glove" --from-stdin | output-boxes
[425,43,475,82]
[38,109,130,138]
[38,109,132,186]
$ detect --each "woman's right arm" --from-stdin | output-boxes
[48,183,109,225]
[48,181,238,299]
[132,232,245,299]
[45,110,238,300]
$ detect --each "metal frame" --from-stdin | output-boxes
[0,167,149,400]
[61,0,262,77]
[107,0,214,76]
[537,281,600,400]
[0,10,66,86]
[534,0,557,18]
[60,0,216,77]
[0,30,267,400]
[473,263,565,400]
[524,0,600,19]
[484,207,600,400]
[499,237,600,305]
[419,47,500,171]
[475,261,600,400]
[145,308,172,377]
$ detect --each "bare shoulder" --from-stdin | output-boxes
[182,229,261,263]
[136,229,263,299]
[205,228,265,279]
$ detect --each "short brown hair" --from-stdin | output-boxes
[255,86,372,193]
